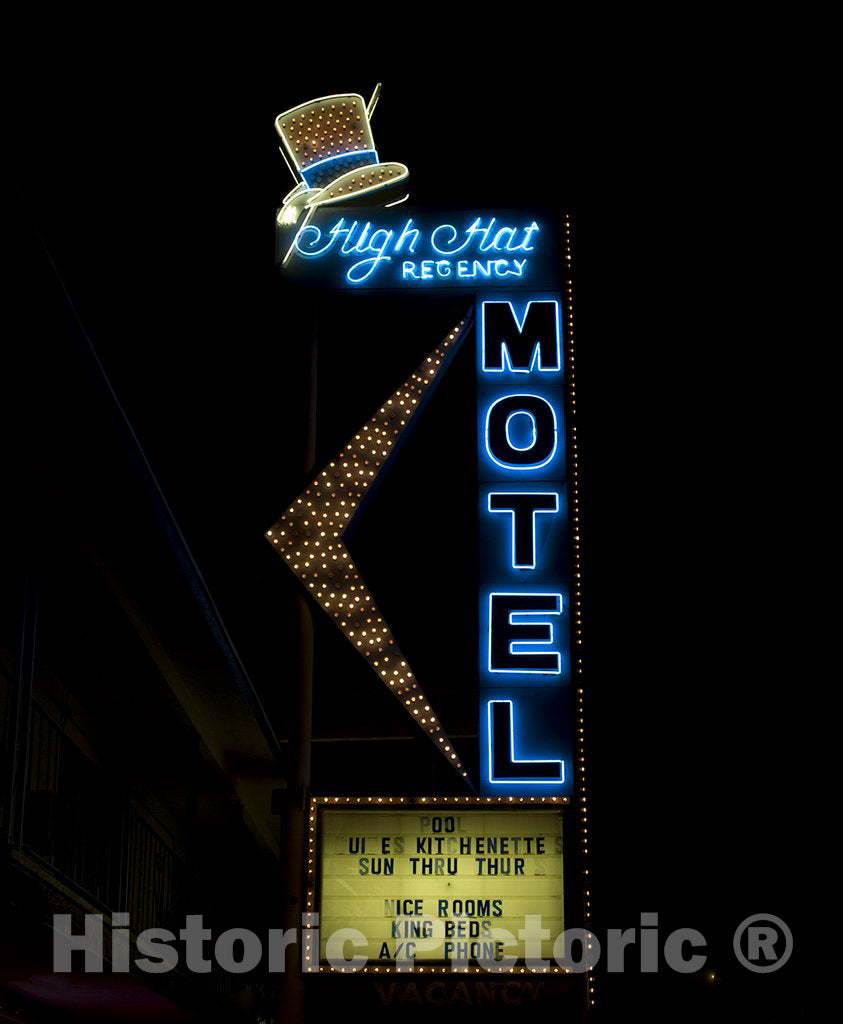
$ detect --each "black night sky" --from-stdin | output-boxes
[5,30,816,1023]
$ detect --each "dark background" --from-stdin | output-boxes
[5,32,814,1022]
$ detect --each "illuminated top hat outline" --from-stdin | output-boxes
[275,87,408,229]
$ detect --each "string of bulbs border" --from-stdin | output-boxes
[562,212,595,1013]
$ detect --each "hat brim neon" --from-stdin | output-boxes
[305,163,409,208]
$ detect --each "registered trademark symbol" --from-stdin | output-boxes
[733,914,793,973]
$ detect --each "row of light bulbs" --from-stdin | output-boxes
[562,215,596,1009]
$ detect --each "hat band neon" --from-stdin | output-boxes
[300,150,379,189]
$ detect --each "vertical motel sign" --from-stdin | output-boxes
[277,208,575,798]
[478,296,569,795]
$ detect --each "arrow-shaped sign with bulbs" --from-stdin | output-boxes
[266,318,472,783]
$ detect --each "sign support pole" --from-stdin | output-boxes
[278,310,317,1022]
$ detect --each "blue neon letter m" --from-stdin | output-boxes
[482,300,560,373]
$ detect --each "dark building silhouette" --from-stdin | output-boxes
[2,207,286,1022]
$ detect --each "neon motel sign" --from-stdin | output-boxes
[477,298,569,795]
[274,210,571,797]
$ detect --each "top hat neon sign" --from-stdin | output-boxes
[275,84,409,237]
